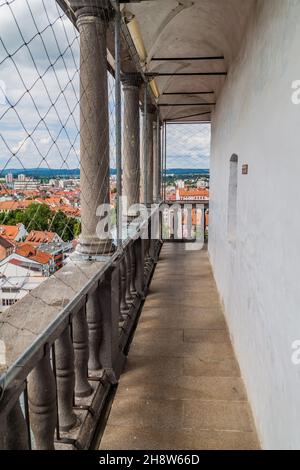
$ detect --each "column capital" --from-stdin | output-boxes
[121,73,143,90]
[70,0,114,21]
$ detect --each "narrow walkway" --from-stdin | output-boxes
[100,243,260,450]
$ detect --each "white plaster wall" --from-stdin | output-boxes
[209,0,300,450]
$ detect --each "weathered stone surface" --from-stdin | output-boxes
[0,260,108,369]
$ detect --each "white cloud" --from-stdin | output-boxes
[40,135,51,145]
[11,136,29,154]
[166,123,210,169]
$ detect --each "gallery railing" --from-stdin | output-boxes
[0,208,161,450]
[162,201,209,242]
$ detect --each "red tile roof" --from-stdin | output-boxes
[26,230,58,243]
[52,205,80,216]
[0,224,22,240]
[16,244,52,264]
[179,188,209,198]
[0,235,14,249]
[0,200,33,211]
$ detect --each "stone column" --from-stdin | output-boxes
[153,114,161,202]
[122,74,141,216]
[71,1,114,257]
[158,122,162,200]
[141,105,156,205]
[146,108,155,205]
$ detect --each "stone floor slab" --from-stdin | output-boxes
[101,425,260,450]
[99,244,259,450]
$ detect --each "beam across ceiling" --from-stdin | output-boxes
[146,72,227,77]
[166,111,211,121]
[152,56,225,61]
[159,103,215,107]
[167,120,211,124]
[162,91,214,95]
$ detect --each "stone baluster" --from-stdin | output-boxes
[134,237,145,297]
[144,238,149,274]
[27,348,57,450]
[144,220,153,273]
[72,304,92,397]
[99,265,122,383]
[55,325,77,431]
[86,286,102,371]
[0,394,29,449]
[125,248,133,306]
[129,243,137,296]
[120,256,129,318]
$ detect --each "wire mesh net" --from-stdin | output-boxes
[0,0,120,308]
[0,0,210,307]
[0,0,80,173]
[0,0,80,235]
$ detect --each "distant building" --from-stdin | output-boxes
[0,200,33,212]
[0,250,54,277]
[25,230,63,244]
[13,180,39,191]
[52,205,80,218]
[0,223,28,241]
[59,180,67,189]
[5,173,13,184]
[15,244,56,276]
[0,236,14,261]
[176,188,209,201]
[0,261,45,312]
[196,179,208,189]
[17,174,26,181]
[176,179,185,189]
[38,241,73,270]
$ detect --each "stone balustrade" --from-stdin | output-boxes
[0,212,162,450]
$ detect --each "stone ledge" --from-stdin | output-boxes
[0,257,111,372]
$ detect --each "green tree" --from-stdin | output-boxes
[50,210,69,241]
[0,203,80,241]
[22,203,52,231]
[50,211,80,242]
[73,219,81,238]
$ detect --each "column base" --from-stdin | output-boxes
[73,235,115,261]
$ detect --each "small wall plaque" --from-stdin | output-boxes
[242,164,248,175]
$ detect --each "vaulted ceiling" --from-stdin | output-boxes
[121,0,255,122]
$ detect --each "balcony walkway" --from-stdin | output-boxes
[99,243,260,450]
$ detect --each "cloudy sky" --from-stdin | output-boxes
[166,123,210,169]
[0,0,210,172]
